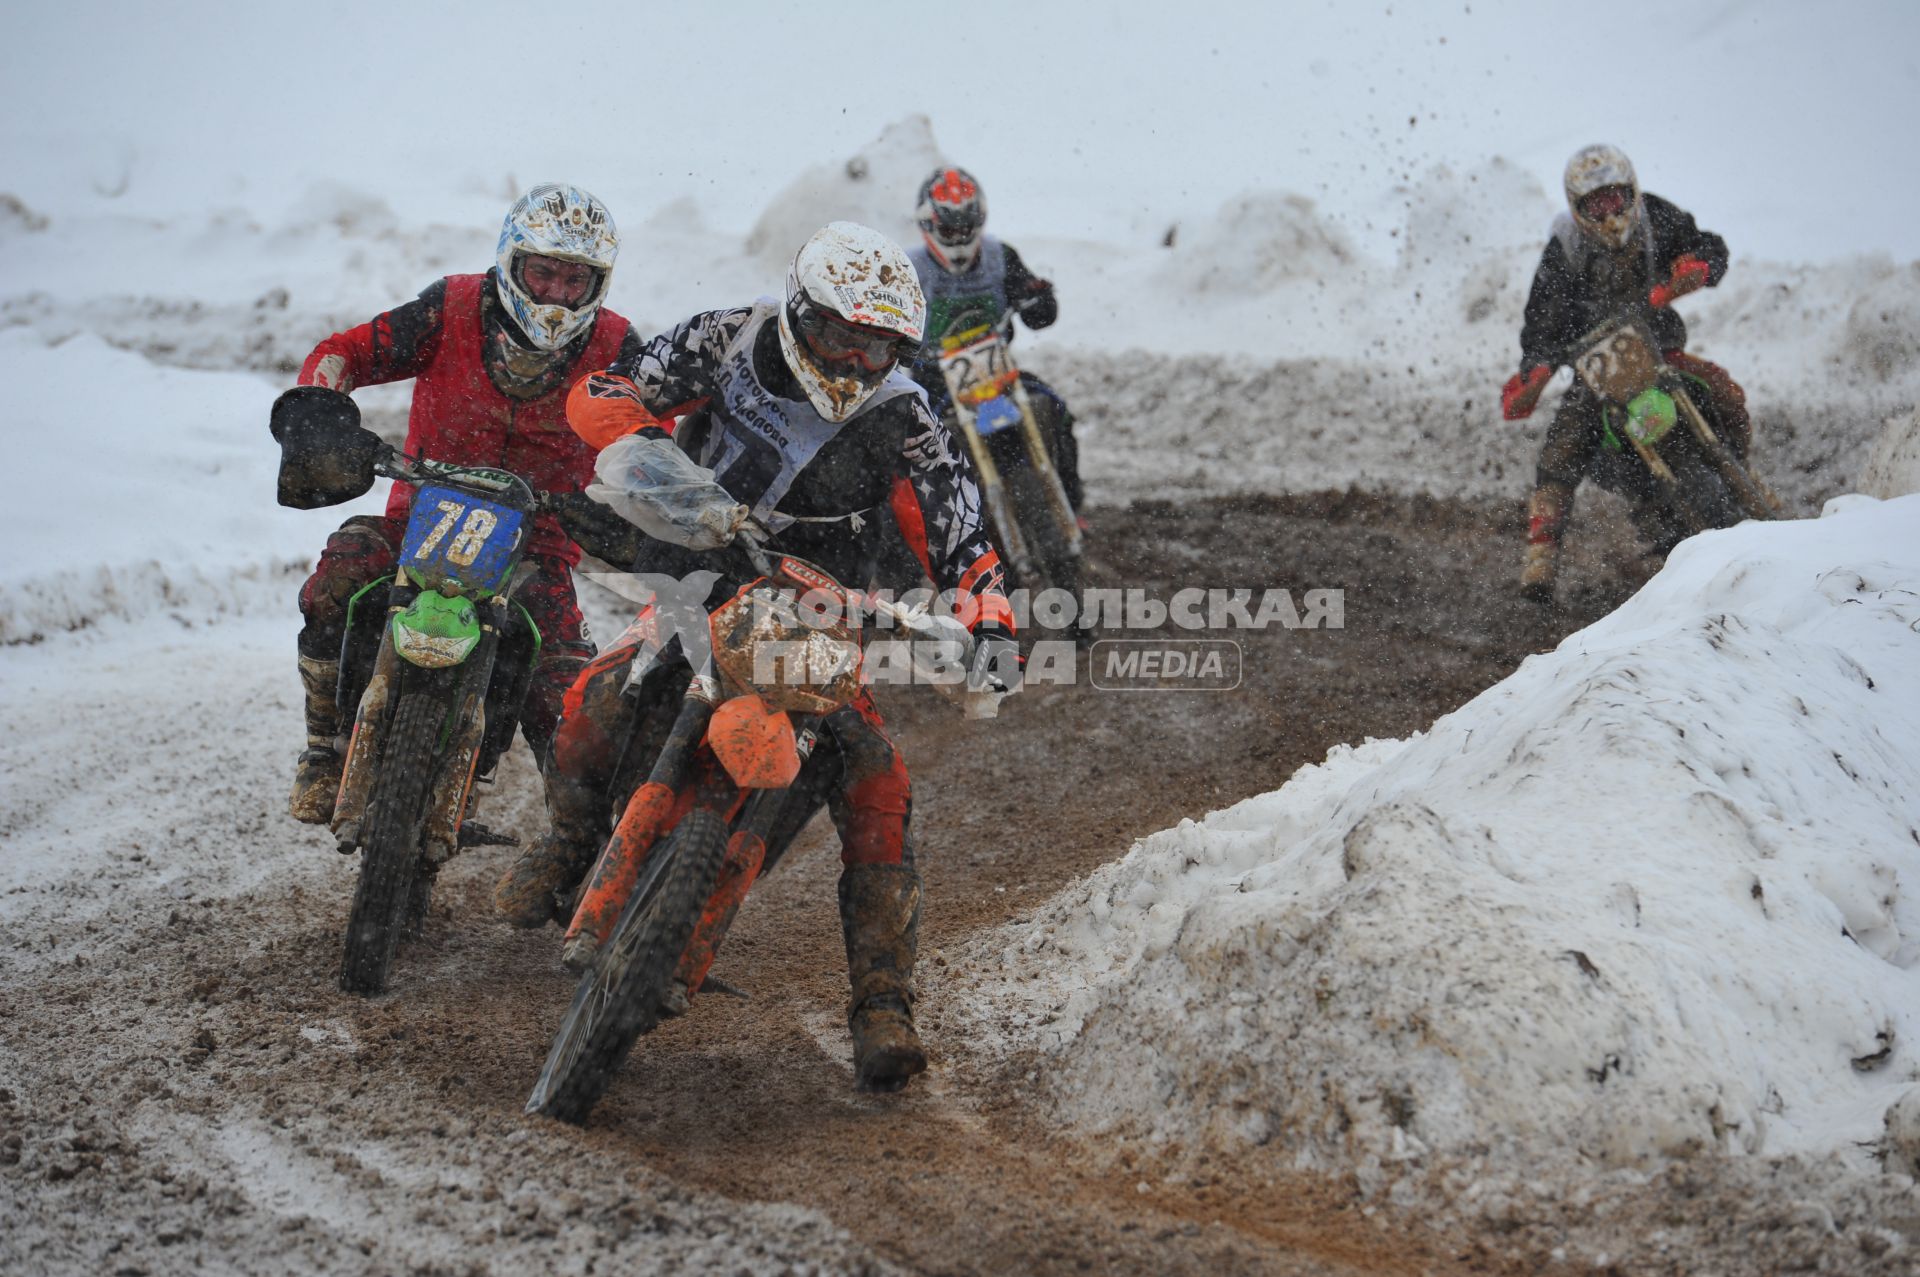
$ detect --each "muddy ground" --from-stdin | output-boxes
[2,490,1660,1276]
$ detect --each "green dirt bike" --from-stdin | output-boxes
[273,392,612,996]
[1562,314,1783,536]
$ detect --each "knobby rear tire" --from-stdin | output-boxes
[338,691,444,996]
[526,806,731,1126]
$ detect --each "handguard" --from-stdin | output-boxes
[269,385,383,509]
[585,432,752,552]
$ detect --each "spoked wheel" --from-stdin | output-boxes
[526,807,731,1125]
[338,691,442,995]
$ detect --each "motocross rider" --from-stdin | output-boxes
[492,221,1018,1093]
[1499,144,1752,602]
[280,184,644,824]
[905,166,1085,519]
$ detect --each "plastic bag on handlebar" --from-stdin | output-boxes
[584,432,750,552]
[269,386,384,509]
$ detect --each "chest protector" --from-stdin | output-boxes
[695,300,917,531]
[390,273,628,563]
[909,236,1009,347]
[1551,213,1658,317]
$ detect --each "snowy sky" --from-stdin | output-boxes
[5,0,1917,260]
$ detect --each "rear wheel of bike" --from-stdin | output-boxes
[338,691,442,995]
[526,806,730,1125]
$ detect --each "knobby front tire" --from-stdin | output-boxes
[338,691,443,996]
[526,807,731,1126]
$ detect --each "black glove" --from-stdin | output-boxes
[1012,278,1058,330]
[269,385,381,509]
[543,491,650,568]
[967,624,1021,694]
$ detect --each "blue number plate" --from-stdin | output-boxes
[974,396,1020,437]
[401,483,526,594]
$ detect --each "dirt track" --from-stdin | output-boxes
[0,491,1655,1276]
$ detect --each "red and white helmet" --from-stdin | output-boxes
[914,166,987,274]
[494,184,618,351]
[777,222,926,423]
[1564,145,1642,251]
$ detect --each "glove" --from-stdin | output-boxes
[543,490,649,568]
[1649,254,1711,309]
[1012,277,1057,331]
[725,508,769,546]
[1500,365,1553,421]
[967,625,1021,694]
[269,385,382,509]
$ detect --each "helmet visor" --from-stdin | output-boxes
[513,252,604,308]
[793,297,916,375]
[1576,185,1634,224]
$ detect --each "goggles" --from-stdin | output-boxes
[792,297,917,374]
[1576,186,1634,222]
[932,217,982,248]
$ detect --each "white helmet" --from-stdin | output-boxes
[1564,144,1642,251]
[494,184,618,351]
[776,222,926,423]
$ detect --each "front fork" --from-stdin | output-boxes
[1668,378,1785,519]
[670,777,798,1003]
[331,591,503,859]
[1006,377,1085,557]
[563,672,723,967]
[950,404,1038,582]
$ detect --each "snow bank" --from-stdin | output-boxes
[961,494,1920,1177]
[742,114,941,270]
[0,330,379,643]
[2,121,1914,518]
[1863,410,1920,498]
[1156,192,1357,296]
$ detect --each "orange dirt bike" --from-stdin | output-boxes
[1561,313,1783,534]
[525,543,993,1125]
[934,321,1083,592]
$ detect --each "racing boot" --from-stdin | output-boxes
[1519,485,1569,606]
[839,863,928,1092]
[289,654,343,825]
[492,832,597,929]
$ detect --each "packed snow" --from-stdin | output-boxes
[957,494,1920,1186]
[0,330,385,644]
[1864,409,1920,499]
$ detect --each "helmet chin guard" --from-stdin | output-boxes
[915,166,986,274]
[494,184,618,351]
[777,222,926,423]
